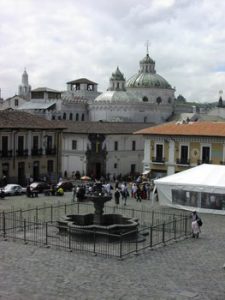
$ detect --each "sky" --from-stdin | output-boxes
[1,0,225,102]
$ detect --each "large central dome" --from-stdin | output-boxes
[126,53,172,89]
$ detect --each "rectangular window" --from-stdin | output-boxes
[72,140,77,150]
[2,136,8,153]
[47,160,54,173]
[202,146,210,163]
[33,136,39,149]
[156,144,163,161]
[131,164,136,173]
[180,145,188,163]
[114,141,118,151]
[47,136,53,149]
[132,141,136,151]
[18,136,24,151]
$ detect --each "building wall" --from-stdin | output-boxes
[142,135,225,177]
[0,129,62,185]
[61,133,144,178]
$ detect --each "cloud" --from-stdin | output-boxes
[0,0,225,102]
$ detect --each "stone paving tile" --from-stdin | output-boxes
[0,194,225,299]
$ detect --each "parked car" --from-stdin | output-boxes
[56,180,74,192]
[3,184,26,196]
[30,182,50,193]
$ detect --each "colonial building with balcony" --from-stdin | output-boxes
[135,121,225,178]
[0,110,65,185]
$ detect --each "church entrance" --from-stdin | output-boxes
[95,163,101,179]
[86,134,107,180]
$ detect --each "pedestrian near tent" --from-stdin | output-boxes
[191,211,202,238]
[114,188,120,206]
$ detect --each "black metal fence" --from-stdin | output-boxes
[0,203,192,259]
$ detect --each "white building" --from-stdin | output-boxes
[60,121,151,179]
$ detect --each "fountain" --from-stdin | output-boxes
[57,183,139,238]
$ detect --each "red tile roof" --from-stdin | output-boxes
[134,121,225,137]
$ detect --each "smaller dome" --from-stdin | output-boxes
[110,67,125,81]
[94,91,141,103]
[140,53,155,64]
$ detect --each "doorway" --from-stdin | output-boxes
[96,163,101,179]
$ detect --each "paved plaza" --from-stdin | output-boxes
[0,192,225,300]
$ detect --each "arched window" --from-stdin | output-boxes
[69,113,73,120]
[156,97,162,105]
[142,96,148,102]
[63,113,66,120]
[76,113,79,121]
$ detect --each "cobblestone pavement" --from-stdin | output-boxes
[0,193,225,299]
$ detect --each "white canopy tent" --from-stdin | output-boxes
[154,164,225,214]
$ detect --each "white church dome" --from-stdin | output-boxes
[94,90,141,103]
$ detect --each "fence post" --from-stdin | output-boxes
[149,225,153,248]
[162,222,165,245]
[173,217,177,240]
[35,207,38,222]
[45,222,48,246]
[2,211,6,240]
[151,210,154,226]
[184,216,187,237]
[68,226,71,251]
[119,234,123,259]
[19,209,23,230]
[93,228,96,255]
[24,219,27,244]
[50,205,53,223]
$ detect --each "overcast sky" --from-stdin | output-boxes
[1,0,225,102]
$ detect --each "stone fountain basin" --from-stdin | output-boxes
[58,213,139,235]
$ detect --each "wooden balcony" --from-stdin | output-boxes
[197,159,212,165]
[16,149,28,157]
[46,147,57,155]
[0,150,13,158]
[176,158,190,165]
[151,156,165,164]
[31,148,43,156]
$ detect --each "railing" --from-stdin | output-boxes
[176,158,190,165]
[0,150,13,158]
[31,148,43,156]
[151,157,165,163]
[0,203,192,259]
[197,159,212,165]
[46,147,56,155]
[16,149,28,157]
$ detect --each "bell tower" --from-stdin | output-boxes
[18,69,31,100]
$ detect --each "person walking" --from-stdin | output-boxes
[72,185,76,202]
[191,211,202,238]
[114,188,120,206]
[136,185,142,202]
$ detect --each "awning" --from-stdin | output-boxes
[142,170,150,175]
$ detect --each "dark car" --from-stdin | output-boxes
[56,180,74,192]
[30,182,50,193]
